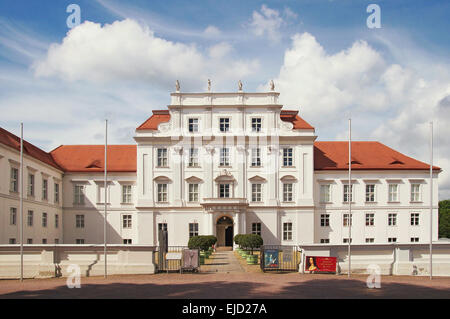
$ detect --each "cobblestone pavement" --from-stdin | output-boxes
[201,251,245,273]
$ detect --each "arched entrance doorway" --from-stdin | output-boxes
[216,216,234,247]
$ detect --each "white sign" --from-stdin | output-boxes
[166,252,182,260]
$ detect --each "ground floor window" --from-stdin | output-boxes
[76,239,85,244]
[123,239,132,244]
[388,213,397,226]
[158,223,168,232]
[122,214,132,229]
[343,238,352,243]
[55,239,59,244]
[365,213,375,226]
[252,222,261,236]
[410,237,419,242]
[189,223,199,238]
[365,238,374,243]
[42,238,47,244]
[9,238,16,244]
[283,222,293,241]
[320,214,329,227]
[27,238,33,244]
[388,237,397,243]
[320,239,329,243]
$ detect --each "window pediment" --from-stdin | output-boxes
[154,176,172,183]
[185,176,203,184]
[280,175,297,182]
[248,175,267,183]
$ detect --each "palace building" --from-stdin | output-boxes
[0,85,441,248]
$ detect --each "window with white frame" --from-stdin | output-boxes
[42,212,47,227]
[55,214,59,228]
[320,214,330,227]
[28,174,35,196]
[157,148,168,167]
[122,215,132,229]
[251,183,262,202]
[42,179,48,200]
[188,148,199,167]
[10,207,17,225]
[219,183,230,198]
[10,167,18,192]
[411,184,421,202]
[365,184,375,202]
[220,147,230,166]
[27,210,33,227]
[365,213,374,226]
[283,148,293,167]
[252,223,261,236]
[74,185,85,205]
[251,148,261,167]
[283,183,293,202]
[189,183,199,202]
[54,183,59,203]
[122,185,132,203]
[388,213,397,226]
[410,213,420,226]
[388,184,399,202]
[343,213,352,227]
[188,118,199,132]
[98,184,110,204]
[251,118,262,132]
[219,118,230,132]
[320,184,331,203]
[343,184,353,202]
[189,223,199,238]
[76,214,84,228]
[283,222,293,241]
[157,183,168,202]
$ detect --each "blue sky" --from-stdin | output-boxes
[0,0,450,197]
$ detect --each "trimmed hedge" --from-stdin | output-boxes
[233,234,244,248]
[188,235,217,251]
[239,234,263,255]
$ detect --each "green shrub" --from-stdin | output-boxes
[240,234,263,255]
[188,235,216,251]
[233,234,244,247]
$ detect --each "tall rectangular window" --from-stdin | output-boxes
[283,222,293,241]
[74,185,85,205]
[320,214,330,227]
[283,148,293,167]
[219,184,230,198]
[122,185,132,203]
[251,183,262,202]
[157,184,168,202]
[220,147,230,166]
[365,213,375,226]
[54,183,60,203]
[343,213,352,227]
[188,118,199,132]
[122,215,132,229]
[42,179,48,200]
[76,214,85,228]
[320,184,331,203]
[283,183,293,202]
[219,118,230,132]
[28,174,35,196]
[251,118,262,132]
[388,184,399,202]
[343,184,353,202]
[365,184,375,202]
[411,184,420,202]
[157,148,168,167]
[252,223,261,236]
[27,210,33,227]
[410,213,420,226]
[42,212,47,227]
[55,214,59,228]
[10,167,18,192]
[189,183,199,202]
[188,148,199,167]
[189,223,199,238]
[251,148,261,167]
[388,213,397,226]
[10,207,17,225]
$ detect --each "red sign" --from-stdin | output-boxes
[305,256,337,273]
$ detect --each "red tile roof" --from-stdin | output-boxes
[280,110,314,130]
[50,145,136,172]
[314,141,440,171]
[0,126,62,170]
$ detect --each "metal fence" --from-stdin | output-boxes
[260,245,301,272]
[155,246,199,273]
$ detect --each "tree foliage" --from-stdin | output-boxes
[439,200,450,238]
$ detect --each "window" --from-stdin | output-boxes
[343,184,353,202]
[189,223,199,238]
[122,185,132,203]
[28,174,35,196]
[158,223,168,232]
[74,185,85,205]
[283,183,293,202]
[42,179,48,200]
[320,185,331,203]
[76,239,85,244]
[252,223,261,236]
[411,184,420,202]
[365,184,375,202]
[10,167,18,192]
[189,183,199,202]
[388,237,397,243]
[251,118,262,132]
[343,213,352,227]
[365,213,375,226]
[10,207,17,225]
[388,213,397,226]
[219,184,230,198]
[320,239,330,244]
[251,183,262,202]
[42,212,48,228]
[123,239,132,244]
[365,238,375,243]
[411,237,419,243]
[343,238,352,243]
[283,222,293,241]
[188,148,199,167]
[157,184,168,202]
[220,147,230,166]
[55,239,59,244]
[157,148,168,167]
[283,148,293,167]
[320,214,330,227]
[220,118,230,132]
[188,118,199,132]
[27,238,33,244]
[27,210,33,227]
[251,148,261,167]
[54,183,60,203]
[9,238,16,244]
[388,184,399,202]
[76,214,85,228]
[55,214,59,228]
[411,213,420,226]
[42,239,47,244]
[122,215,132,229]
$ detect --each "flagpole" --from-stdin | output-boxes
[348,118,352,278]
[19,123,24,281]
[104,119,108,278]
[429,121,433,279]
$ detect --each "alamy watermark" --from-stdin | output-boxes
[66,264,81,288]
[366,264,381,289]
[66,4,81,29]
[367,4,381,29]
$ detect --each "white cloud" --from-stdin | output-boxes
[249,5,285,43]
[209,42,232,59]
[203,25,221,38]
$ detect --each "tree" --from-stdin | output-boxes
[240,234,263,255]
[439,200,450,238]
[233,234,244,248]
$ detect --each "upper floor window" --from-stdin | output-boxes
[365,184,375,202]
[189,223,199,238]
[122,185,132,203]
[189,183,199,202]
[76,214,85,228]
[411,184,421,202]
[55,214,59,228]
[251,148,261,167]
[283,148,293,167]
[252,222,261,236]
[28,174,35,196]
[365,213,375,226]
[10,167,18,192]
[220,148,230,166]
[320,214,330,227]
[343,184,353,203]
[388,213,397,226]
[42,179,48,200]
[219,184,230,198]
[343,213,352,227]
[251,183,262,202]
[54,183,60,203]
[320,184,331,203]
[188,148,199,167]
[410,213,420,226]
[10,207,17,225]
[283,222,293,241]
[27,210,33,227]
[42,212,48,228]
[188,118,199,132]
[74,185,85,205]
[122,215,132,229]
[220,118,230,132]
[388,184,399,202]
[157,183,168,202]
[283,183,293,202]
[251,118,262,132]
[157,148,168,167]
